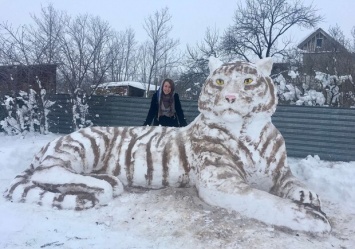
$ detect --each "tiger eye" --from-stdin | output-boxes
[244,78,253,85]
[216,79,224,85]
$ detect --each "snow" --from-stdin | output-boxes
[275,68,354,107]
[96,81,154,91]
[0,132,354,248]
[296,89,326,106]
[288,70,299,79]
[1,58,354,247]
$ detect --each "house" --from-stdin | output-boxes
[297,28,355,107]
[0,64,57,97]
[297,28,354,76]
[297,28,347,53]
[92,81,156,97]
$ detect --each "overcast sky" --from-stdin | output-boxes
[0,0,354,49]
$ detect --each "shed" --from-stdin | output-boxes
[92,81,156,97]
[0,64,57,97]
[297,28,347,53]
[297,28,355,76]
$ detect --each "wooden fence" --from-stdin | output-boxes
[1,94,355,161]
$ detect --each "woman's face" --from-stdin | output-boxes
[162,81,172,95]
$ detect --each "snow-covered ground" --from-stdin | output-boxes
[0,133,354,249]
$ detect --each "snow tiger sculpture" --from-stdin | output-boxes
[4,57,331,233]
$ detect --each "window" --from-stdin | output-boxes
[316,38,323,48]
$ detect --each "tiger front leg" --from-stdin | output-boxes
[195,165,331,233]
[270,170,323,213]
[269,172,331,232]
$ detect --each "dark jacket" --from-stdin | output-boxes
[143,92,187,127]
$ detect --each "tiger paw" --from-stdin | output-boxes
[75,194,97,210]
[289,187,321,209]
[290,202,332,233]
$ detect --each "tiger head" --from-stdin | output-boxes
[198,57,277,123]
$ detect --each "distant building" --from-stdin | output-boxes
[0,64,57,97]
[92,81,156,97]
[297,28,347,53]
[297,28,354,76]
[297,28,355,107]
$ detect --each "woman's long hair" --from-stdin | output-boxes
[158,78,175,117]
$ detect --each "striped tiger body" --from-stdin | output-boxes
[5,126,193,209]
[4,57,331,233]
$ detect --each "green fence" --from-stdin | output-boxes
[272,105,355,162]
[1,94,355,161]
[88,95,199,127]
[46,94,73,134]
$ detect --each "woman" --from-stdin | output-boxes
[143,78,187,127]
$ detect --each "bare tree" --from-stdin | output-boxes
[221,0,323,61]
[143,7,179,95]
[0,5,67,134]
[351,26,355,53]
[28,4,67,65]
[58,14,114,95]
[0,23,32,65]
[196,26,220,58]
[178,27,221,100]
[326,25,351,76]
[136,41,150,83]
[0,23,31,101]
[28,4,66,133]
[108,31,125,82]
[328,25,346,47]
[0,4,67,66]
[122,28,136,81]
[108,28,137,82]
[56,14,115,129]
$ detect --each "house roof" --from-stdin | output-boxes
[96,81,156,91]
[297,27,347,51]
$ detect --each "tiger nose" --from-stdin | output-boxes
[225,94,236,103]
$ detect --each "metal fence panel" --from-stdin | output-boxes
[87,96,355,161]
[87,95,199,127]
[272,105,355,161]
[47,94,74,134]
[1,94,355,161]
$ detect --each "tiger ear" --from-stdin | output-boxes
[208,56,223,73]
[255,57,273,76]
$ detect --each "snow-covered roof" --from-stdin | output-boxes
[96,81,156,91]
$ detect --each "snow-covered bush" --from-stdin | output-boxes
[274,73,303,105]
[274,69,355,107]
[314,72,355,107]
[296,89,326,106]
[0,78,55,135]
[0,92,37,135]
[0,95,20,135]
[72,88,92,130]
[36,77,55,134]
